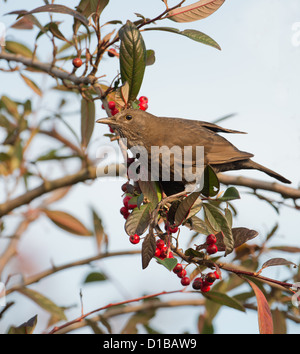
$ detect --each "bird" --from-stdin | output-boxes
[97,109,291,196]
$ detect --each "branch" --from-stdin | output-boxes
[52,297,205,334]
[0,52,94,86]
[218,173,300,200]
[48,289,184,334]
[6,250,140,295]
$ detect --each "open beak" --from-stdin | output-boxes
[96,116,116,125]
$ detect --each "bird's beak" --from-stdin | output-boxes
[96,116,117,125]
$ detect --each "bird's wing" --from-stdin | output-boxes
[147,116,253,165]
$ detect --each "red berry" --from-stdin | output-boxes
[200,284,211,293]
[156,239,165,249]
[181,277,190,286]
[120,206,129,219]
[109,125,114,133]
[214,270,220,279]
[173,263,183,274]
[205,272,217,284]
[111,107,119,115]
[167,251,174,258]
[159,246,168,259]
[123,195,131,208]
[72,57,82,68]
[192,277,203,290]
[139,102,148,111]
[108,48,117,57]
[177,269,187,278]
[121,183,128,193]
[154,248,161,257]
[129,234,140,244]
[206,234,217,245]
[206,244,218,255]
[139,96,148,103]
[108,101,116,110]
[168,225,178,234]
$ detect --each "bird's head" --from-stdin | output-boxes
[96,108,151,146]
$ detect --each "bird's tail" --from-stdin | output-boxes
[243,160,291,184]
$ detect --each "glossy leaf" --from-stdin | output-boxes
[125,203,152,236]
[155,257,177,271]
[43,209,93,236]
[119,20,147,102]
[144,27,221,50]
[203,203,233,255]
[167,0,225,23]
[81,98,95,147]
[215,227,258,252]
[142,232,156,269]
[174,192,201,225]
[138,180,159,206]
[258,258,297,274]
[218,186,240,202]
[203,291,245,312]
[201,165,220,197]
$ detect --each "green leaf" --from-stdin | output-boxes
[218,187,240,202]
[166,0,225,23]
[8,315,38,334]
[155,257,177,271]
[144,27,221,50]
[201,165,220,197]
[184,215,213,235]
[146,49,156,66]
[5,41,33,58]
[202,291,245,312]
[17,288,66,321]
[81,98,95,147]
[84,271,107,283]
[125,203,152,236]
[203,203,233,255]
[76,0,109,22]
[119,20,147,102]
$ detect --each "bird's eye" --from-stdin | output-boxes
[125,114,132,121]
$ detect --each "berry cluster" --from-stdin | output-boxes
[154,239,174,260]
[205,234,218,255]
[173,263,191,286]
[192,271,220,292]
[120,193,138,220]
